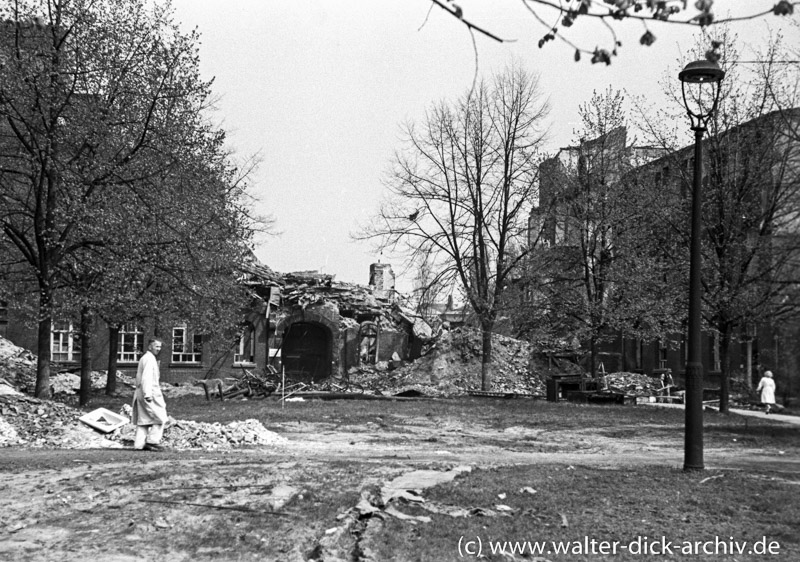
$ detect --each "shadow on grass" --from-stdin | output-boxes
[368,464,800,561]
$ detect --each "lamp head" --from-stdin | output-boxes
[679,60,725,84]
[678,59,725,130]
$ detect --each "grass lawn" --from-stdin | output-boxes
[369,463,799,561]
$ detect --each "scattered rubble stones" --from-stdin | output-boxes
[604,372,665,396]
[115,418,288,451]
[0,331,770,451]
[348,327,548,397]
[0,391,287,450]
[0,415,20,446]
[0,335,285,450]
[0,337,37,393]
[0,394,83,446]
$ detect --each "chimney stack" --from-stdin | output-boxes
[369,263,395,301]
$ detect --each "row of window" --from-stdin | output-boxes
[50,322,255,365]
[655,335,722,372]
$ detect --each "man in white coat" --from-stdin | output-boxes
[756,370,776,415]
[132,339,169,451]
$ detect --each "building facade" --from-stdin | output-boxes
[525,110,800,397]
[1,261,431,387]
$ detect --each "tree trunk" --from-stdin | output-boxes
[481,322,493,391]
[106,325,120,396]
[34,313,52,399]
[719,325,732,414]
[589,336,598,378]
[79,307,93,407]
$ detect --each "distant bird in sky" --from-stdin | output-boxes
[408,209,419,221]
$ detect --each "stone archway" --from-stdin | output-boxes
[282,321,332,382]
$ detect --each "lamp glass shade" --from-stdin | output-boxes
[679,60,725,84]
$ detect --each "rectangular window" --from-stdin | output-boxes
[234,326,255,365]
[172,325,202,363]
[658,339,668,370]
[51,321,81,363]
[118,324,144,363]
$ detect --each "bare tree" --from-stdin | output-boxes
[359,64,549,390]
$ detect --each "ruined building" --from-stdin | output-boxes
[1,260,433,386]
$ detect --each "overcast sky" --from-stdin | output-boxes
[169,1,797,291]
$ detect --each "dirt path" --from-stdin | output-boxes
[1,413,798,562]
[272,419,799,472]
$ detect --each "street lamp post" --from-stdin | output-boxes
[678,60,725,471]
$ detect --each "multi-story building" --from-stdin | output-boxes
[524,110,800,399]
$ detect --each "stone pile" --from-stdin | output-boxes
[0,335,287,450]
[115,417,287,451]
[603,372,664,396]
[348,327,548,397]
[0,337,37,393]
[0,335,135,397]
[0,394,84,447]
[0,391,287,450]
[51,371,136,396]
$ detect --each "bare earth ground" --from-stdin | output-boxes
[0,397,798,562]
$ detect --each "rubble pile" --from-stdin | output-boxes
[0,394,85,446]
[0,336,286,450]
[603,372,665,396]
[0,391,286,450]
[51,370,136,396]
[0,416,20,446]
[0,335,135,398]
[0,337,37,393]
[281,271,391,317]
[348,327,548,397]
[115,417,287,451]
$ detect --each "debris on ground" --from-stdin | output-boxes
[0,394,87,447]
[0,391,287,450]
[0,335,136,399]
[603,372,667,396]
[0,336,288,449]
[50,371,137,396]
[0,332,788,453]
[345,327,548,397]
[0,337,37,393]
[114,418,287,450]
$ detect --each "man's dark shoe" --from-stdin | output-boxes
[143,443,165,452]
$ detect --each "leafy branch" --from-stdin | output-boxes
[430,0,798,64]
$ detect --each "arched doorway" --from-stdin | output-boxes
[282,322,331,382]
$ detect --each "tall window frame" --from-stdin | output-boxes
[234,324,256,365]
[118,324,144,363]
[658,338,669,370]
[51,321,81,363]
[172,325,202,364]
